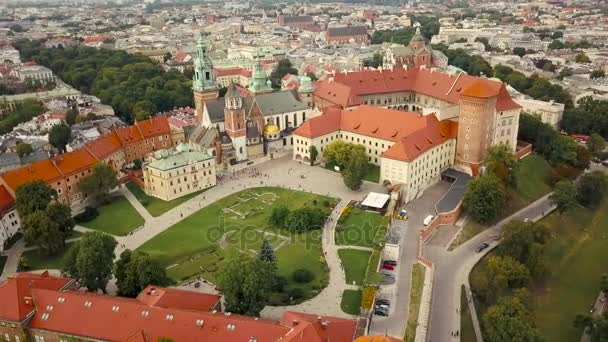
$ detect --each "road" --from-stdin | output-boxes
[369,182,451,337]
[425,193,556,342]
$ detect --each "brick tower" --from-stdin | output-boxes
[224,83,247,161]
[192,29,218,123]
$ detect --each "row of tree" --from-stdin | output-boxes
[0,99,46,134]
[269,205,328,232]
[13,40,193,123]
[562,97,608,140]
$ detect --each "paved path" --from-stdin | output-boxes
[425,193,556,342]
[0,239,25,281]
[119,186,154,222]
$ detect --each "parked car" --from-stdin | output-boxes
[382,264,395,271]
[375,298,390,306]
[375,302,390,310]
[383,260,397,267]
[423,215,434,226]
[374,308,389,316]
[475,242,490,253]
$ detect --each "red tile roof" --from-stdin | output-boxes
[51,149,97,176]
[84,131,123,160]
[0,184,14,212]
[294,106,458,162]
[461,80,498,98]
[136,116,171,139]
[213,67,252,77]
[315,67,521,111]
[280,311,357,342]
[136,286,220,312]
[29,288,291,342]
[1,159,63,193]
[0,272,72,322]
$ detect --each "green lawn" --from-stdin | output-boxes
[335,208,388,248]
[19,242,75,272]
[80,196,145,236]
[404,263,426,342]
[338,248,372,285]
[450,154,553,250]
[341,289,362,315]
[461,285,477,342]
[126,182,206,217]
[137,187,337,301]
[470,201,608,342]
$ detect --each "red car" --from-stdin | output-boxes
[382,264,395,271]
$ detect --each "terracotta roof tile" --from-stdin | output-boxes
[1,159,63,192]
[0,272,72,322]
[461,80,498,98]
[0,184,14,212]
[136,116,171,139]
[136,286,220,312]
[85,131,124,160]
[51,149,97,175]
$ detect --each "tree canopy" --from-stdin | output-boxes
[114,249,171,298]
[342,147,367,190]
[78,163,119,204]
[63,232,117,292]
[269,59,298,89]
[576,171,608,208]
[463,173,506,223]
[550,180,578,214]
[15,180,57,218]
[562,97,608,139]
[0,99,46,134]
[482,290,541,342]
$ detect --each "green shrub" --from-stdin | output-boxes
[268,292,290,305]
[288,287,305,300]
[74,206,98,223]
[292,269,314,283]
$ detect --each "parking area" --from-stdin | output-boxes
[369,181,452,337]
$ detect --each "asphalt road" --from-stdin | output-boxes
[425,193,556,342]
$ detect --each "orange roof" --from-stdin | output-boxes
[355,335,403,342]
[136,286,220,312]
[281,311,357,342]
[314,67,520,111]
[136,116,171,139]
[1,159,63,192]
[85,131,124,160]
[115,125,143,144]
[213,67,252,77]
[51,149,97,175]
[0,272,72,322]
[294,106,458,162]
[29,288,290,342]
[0,185,14,212]
[461,80,498,98]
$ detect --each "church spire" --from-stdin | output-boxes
[247,49,273,94]
[193,29,217,92]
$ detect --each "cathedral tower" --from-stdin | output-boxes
[193,29,218,123]
[247,49,273,94]
[224,83,247,161]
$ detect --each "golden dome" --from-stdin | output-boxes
[264,124,280,135]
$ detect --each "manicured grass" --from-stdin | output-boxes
[338,249,372,285]
[460,285,477,342]
[138,187,337,300]
[126,181,205,217]
[363,163,381,183]
[404,263,426,342]
[19,242,75,272]
[80,196,145,236]
[470,201,608,342]
[450,154,553,250]
[335,208,388,248]
[341,289,363,315]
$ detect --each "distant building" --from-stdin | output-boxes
[10,64,55,85]
[0,184,20,252]
[325,26,369,45]
[277,15,315,30]
[0,47,20,64]
[143,143,216,201]
[384,26,448,69]
[515,98,565,129]
[213,67,252,88]
[44,38,79,49]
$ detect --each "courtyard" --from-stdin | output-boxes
[137,186,337,303]
[335,207,389,248]
[79,195,145,236]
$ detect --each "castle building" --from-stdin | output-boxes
[295,65,522,200]
[143,143,216,201]
[191,34,315,167]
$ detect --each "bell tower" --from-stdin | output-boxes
[224,83,247,161]
[193,29,219,123]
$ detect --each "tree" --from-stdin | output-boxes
[342,148,367,190]
[217,256,274,316]
[115,250,171,298]
[269,205,290,227]
[46,202,75,240]
[574,145,591,170]
[309,145,318,166]
[549,40,565,50]
[363,52,383,68]
[306,72,318,81]
[575,53,591,63]
[591,70,606,79]
[513,47,527,57]
[285,207,326,232]
[587,133,606,157]
[486,255,530,296]
[482,293,541,342]
[498,220,551,279]
[577,171,608,208]
[65,108,79,126]
[22,211,64,256]
[269,59,298,88]
[10,24,25,32]
[163,52,172,62]
[16,143,33,157]
[78,163,118,204]
[257,239,276,265]
[63,232,117,292]
[463,174,506,223]
[600,273,608,293]
[15,180,57,218]
[550,180,577,214]
[322,141,365,169]
[550,135,578,166]
[49,123,71,153]
[485,144,518,187]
